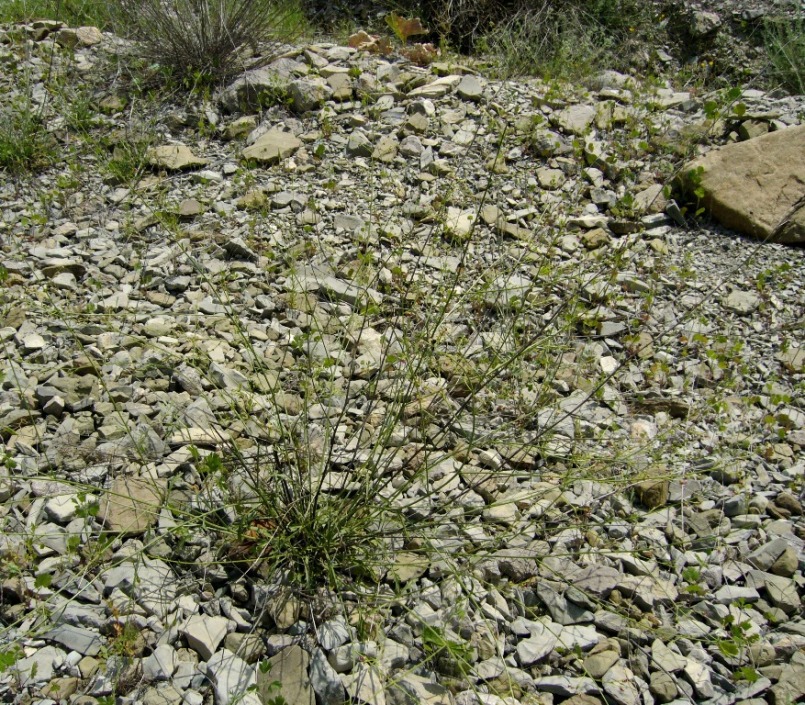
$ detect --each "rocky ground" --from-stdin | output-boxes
[1,11,805,705]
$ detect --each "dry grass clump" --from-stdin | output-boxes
[115,0,303,85]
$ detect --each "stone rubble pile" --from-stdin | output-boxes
[0,18,804,705]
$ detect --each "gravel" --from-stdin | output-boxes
[1,12,804,705]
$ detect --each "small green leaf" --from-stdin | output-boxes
[0,647,22,673]
[202,453,223,474]
[718,640,739,657]
[34,573,53,589]
[734,666,759,683]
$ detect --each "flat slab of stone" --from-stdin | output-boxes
[682,125,805,244]
[257,645,315,705]
[387,551,430,583]
[182,614,229,661]
[342,663,385,705]
[242,130,302,164]
[45,624,102,656]
[99,475,165,535]
[207,650,257,705]
[408,75,461,98]
[553,104,596,136]
[147,145,208,171]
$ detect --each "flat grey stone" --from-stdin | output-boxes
[394,673,453,705]
[310,648,345,705]
[45,624,102,656]
[553,104,596,135]
[147,145,208,171]
[209,362,249,390]
[765,574,801,613]
[573,565,621,599]
[372,135,399,163]
[143,644,178,681]
[517,631,558,666]
[556,624,600,651]
[583,650,619,679]
[747,537,792,572]
[102,558,178,619]
[289,77,331,113]
[724,289,760,314]
[206,649,258,705]
[318,618,350,651]
[683,658,715,698]
[98,475,165,536]
[14,646,66,687]
[602,663,641,705]
[182,614,230,661]
[531,676,599,696]
[342,663,386,705]
[651,639,686,673]
[258,645,315,705]
[242,130,302,164]
[457,75,484,101]
[713,586,760,604]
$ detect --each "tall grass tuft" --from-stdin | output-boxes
[763,13,805,95]
[0,0,112,26]
[469,0,658,80]
[114,0,307,87]
[0,94,57,175]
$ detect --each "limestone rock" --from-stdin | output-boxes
[206,650,257,705]
[289,78,332,113]
[553,105,596,136]
[182,614,230,661]
[408,75,461,98]
[257,645,315,705]
[602,663,641,705]
[682,125,805,244]
[242,130,302,164]
[457,75,484,102]
[147,145,208,171]
[217,60,300,112]
[99,475,165,535]
[342,663,386,705]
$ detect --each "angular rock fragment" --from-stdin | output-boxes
[681,125,805,244]
[242,130,302,164]
[147,145,208,171]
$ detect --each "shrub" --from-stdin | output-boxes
[114,0,307,86]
